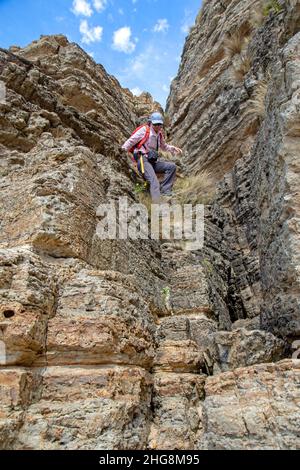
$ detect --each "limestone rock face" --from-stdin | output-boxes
[212,328,285,374]
[148,373,206,450]
[168,0,300,341]
[200,360,300,450]
[1,0,300,450]
[0,247,57,366]
[165,0,300,449]
[46,270,157,368]
[0,35,165,450]
[167,0,261,182]
[0,366,152,450]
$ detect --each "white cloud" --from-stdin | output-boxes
[93,0,107,12]
[118,41,179,107]
[127,44,160,78]
[72,0,93,17]
[153,19,169,33]
[112,27,136,54]
[130,51,148,76]
[80,20,103,44]
[130,87,143,96]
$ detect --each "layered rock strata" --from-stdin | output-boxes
[0,35,165,449]
[168,0,300,342]
[0,0,300,449]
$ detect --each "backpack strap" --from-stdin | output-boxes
[136,125,150,151]
[129,125,150,154]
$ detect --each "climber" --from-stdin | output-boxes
[121,112,183,202]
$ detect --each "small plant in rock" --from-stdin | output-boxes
[195,10,202,25]
[91,145,100,154]
[161,286,171,299]
[134,182,148,194]
[161,287,171,312]
[250,0,284,30]
[249,8,265,29]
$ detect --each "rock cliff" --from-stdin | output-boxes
[0,0,300,450]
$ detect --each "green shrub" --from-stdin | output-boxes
[263,0,284,16]
[134,182,148,194]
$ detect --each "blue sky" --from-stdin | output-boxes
[0,0,202,107]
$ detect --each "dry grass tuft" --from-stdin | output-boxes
[173,171,215,206]
[232,53,252,82]
[224,32,250,59]
[245,79,269,121]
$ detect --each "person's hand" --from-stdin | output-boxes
[174,147,183,155]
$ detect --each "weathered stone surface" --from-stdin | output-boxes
[154,314,218,375]
[0,366,152,450]
[168,0,300,340]
[1,1,300,450]
[167,0,261,183]
[232,316,260,330]
[148,373,206,450]
[199,360,300,450]
[160,241,218,321]
[213,328,285,374]
[3,35,161,152]
[0,247,57,314]
[0,34,166,450]
[46,270,156,368]
[258,31,300,338]
[0,368,37,449]
[0,369,36,417]
[0,247,57,365]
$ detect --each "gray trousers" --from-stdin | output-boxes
[137,155,177,202]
